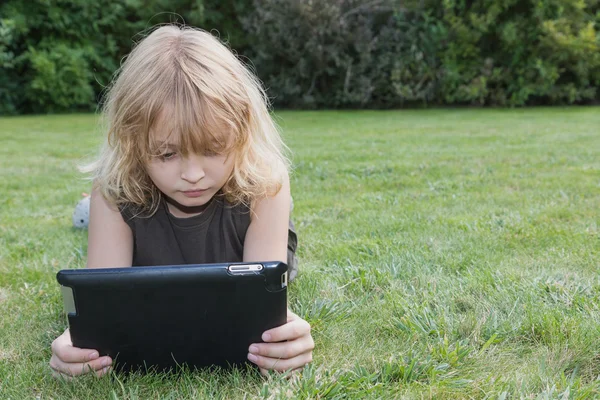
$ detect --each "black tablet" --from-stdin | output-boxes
[56,262,288,372]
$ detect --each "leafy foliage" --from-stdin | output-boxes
[245,0,600,107]
[436,0,600,106]
[0,0,246,114]
[0,0,599,113]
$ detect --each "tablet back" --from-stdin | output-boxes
[56,262,287,372]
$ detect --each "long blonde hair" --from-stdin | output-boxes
[84,25,290,214]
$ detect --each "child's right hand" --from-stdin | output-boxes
[49,329,112,378]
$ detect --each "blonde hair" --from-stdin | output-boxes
[84,25,290,214]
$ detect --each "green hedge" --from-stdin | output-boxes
[1,0,598,114]
[437,0,600,106]
[244,0,600,108]
[0,0,246,114]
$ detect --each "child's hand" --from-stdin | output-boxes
[49,329,112,378]
[247,309,314,374]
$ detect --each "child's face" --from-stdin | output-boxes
[145,136,235,217]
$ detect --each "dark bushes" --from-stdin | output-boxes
[1,0,598,113]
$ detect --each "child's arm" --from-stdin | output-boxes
[243,174,315,374]
[86,187,134,268]
[243,174,291,264]
[50,189,132,378]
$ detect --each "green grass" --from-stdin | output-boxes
[0,108,599,399]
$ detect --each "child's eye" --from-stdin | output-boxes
[159,152,177,160]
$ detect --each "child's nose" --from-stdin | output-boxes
[180,155,205,183]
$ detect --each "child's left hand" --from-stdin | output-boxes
[247,309,314,374]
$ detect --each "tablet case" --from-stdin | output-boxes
[56,262,288,372]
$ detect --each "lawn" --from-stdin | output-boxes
[0,108,599,399]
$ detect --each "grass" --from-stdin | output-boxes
[0,107,599,399]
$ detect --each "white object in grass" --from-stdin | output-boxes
[72,196,91,228]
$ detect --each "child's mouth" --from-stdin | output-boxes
[182,189,207,198]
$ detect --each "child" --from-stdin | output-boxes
[49,25,314,378]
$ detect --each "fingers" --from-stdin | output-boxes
[49,329,112,378]
[249,314,314,373]
[51,330,101,364]
[250,334,314,359]
[50,353,112,377]
[262,317,311,343]
[248,350,313,373]
[52,366,112,379]
[287,309,300,322]
[51,363,112,380]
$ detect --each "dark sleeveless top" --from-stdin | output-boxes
[119,196,298,268]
